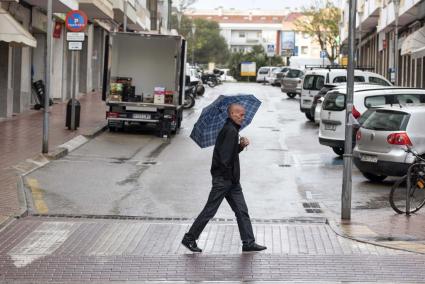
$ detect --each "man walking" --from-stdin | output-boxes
[182,104,266,253]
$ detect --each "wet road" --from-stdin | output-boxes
[25,82,399,222]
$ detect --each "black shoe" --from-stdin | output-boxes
[242,243,267,252]
[182,235,202,253]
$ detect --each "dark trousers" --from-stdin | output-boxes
[187,176,255,245]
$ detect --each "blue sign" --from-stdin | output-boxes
[281,31,295,51]
[65,10,88,32]
[320,50,327,58]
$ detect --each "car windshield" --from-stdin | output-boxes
[272,68,281,74]
[364,93,425,108]
[362,110,409,131]
[322,92,345,111]
[259,68,269,74]
[332,76,365,83]
[303,75,325,90]
[286,69,303,78]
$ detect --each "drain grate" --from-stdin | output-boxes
[303,202,322,214]
[142,161,157,165]
[279,164,291,167]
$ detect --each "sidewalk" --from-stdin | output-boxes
[0,93,107,223]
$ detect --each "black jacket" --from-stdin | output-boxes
[210,118,243,183]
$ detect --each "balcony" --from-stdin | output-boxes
[24,0,78,13]
[111,0,139,27]
[378,0,424,32]
[78,0,114,20]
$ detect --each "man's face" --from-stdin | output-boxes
[230,105,246,126]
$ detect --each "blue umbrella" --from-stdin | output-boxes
[190,94,261,148]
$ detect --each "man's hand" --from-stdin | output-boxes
[240,137,250,149]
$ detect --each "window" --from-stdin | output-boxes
[303,75,325,90]
[323,92,346,111]
[286,69,303,78]
[362,110,409,131]
[239,32,245,38]
[332,76,365,83]
[258,68,269,74]
[396,94,425,104]
[369,76,391,86]
[223,16,229,20]
[261,16,266,20]
[364,96,387,108]
[301,46,308,55]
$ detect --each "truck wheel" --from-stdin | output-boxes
[305,112,314,121]
[287,93,296,98]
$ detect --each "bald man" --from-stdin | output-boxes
[182,104,267,253]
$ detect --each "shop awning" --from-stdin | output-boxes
[401,26,425,57]
[0,8,37,47]
[24,0,78,13]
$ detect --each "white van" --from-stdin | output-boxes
[256,66,277,82]
[300,68,391,121]
[319,86,425,155]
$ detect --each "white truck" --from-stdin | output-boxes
[102,32,186,136]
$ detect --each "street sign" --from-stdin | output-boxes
[65,10,88,32]
[67,32,85,41]
[241,62,256,76]
[68,41,83,51]
[266,44,275,57]
[320,50,327,58]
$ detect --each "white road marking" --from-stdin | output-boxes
[8,222,77,268]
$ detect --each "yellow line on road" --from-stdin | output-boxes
[26,178,49,214]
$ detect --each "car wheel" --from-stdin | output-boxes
[305,112,314,121]
[362,172,387,182]
[332,147,344,156]
[287,93,296,98]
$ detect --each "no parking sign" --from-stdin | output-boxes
[65,10,88,32]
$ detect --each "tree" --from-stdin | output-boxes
[171,16,229,64]
[227,45,283,81]
[294,0,341,63]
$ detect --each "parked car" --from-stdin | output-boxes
[319,87,425,156]
[300,68,391,121]
[256,66,277,83]
[281,68,305,98]
[353,105,425,182]
[311,80,392,125]
[268,67,290,86]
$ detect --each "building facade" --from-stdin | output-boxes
[184,8,321,63]
[340,0,425,87]
[0,0,170,119]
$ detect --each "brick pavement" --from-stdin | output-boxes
[0,217,424,282]
[0,93,107,219]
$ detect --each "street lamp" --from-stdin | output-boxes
[191,23,196,66]
[393,0,400,85]
[358,10,363,67]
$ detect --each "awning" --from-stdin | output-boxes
[0,8,37,47]
[24,0,78,13]
[401,26,425,57]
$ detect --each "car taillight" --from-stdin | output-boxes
[107,112,119,118]
[356,130,362,141]
[352,106,361,119]
[387,132,412,146]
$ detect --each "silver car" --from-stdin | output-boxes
[280,68,304,98]
[353,105,425,182]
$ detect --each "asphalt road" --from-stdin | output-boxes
[25,82,400,221]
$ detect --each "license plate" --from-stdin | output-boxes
[360,154,378,163]
[303,99,311,104]
[133,113,151,120]
[324,123,336,131]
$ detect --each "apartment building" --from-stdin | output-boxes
[184,8,321,62]
[340,0,425,87]
[0,0,171,119]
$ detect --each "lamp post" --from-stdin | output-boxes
[393,0,400,85]
[358,10,363,67]
[191,23,196,66]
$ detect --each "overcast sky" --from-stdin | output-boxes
[188,0,342,10]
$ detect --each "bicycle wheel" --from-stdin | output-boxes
[389,172,425,214]
[389,176,407,214]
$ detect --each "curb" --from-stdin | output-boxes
[2,123,108,229]
[327,217,425,255]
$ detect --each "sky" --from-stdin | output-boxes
[188,0,342,11]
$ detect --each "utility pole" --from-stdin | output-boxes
[358,10,363,67]
[394,0,400,85]
[42,0,52,153]
[341,0,357,220]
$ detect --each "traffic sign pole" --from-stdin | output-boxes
[42,0,52,153]
[65,10,87,130]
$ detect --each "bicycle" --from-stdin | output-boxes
[389,147,425,214]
